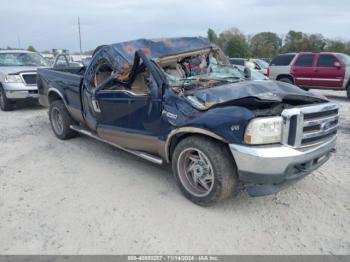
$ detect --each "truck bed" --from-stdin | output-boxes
[37,67,84,123]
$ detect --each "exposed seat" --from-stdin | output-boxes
[165,63,186,78]
[130,73,148,95]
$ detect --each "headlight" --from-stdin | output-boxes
[5,74,23,83]
[244,116,282,144]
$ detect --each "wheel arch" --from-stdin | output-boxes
[346,80,350,99]
[346,78,350,89]
[48,88,68,107]
[276,74,295,83]
[164,127,228,163]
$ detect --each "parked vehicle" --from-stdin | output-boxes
[269,52,350,99]
[229,58,255,69]
[229,58,269,76]
[53,54,84,68]
[249,58,270,76]
[0,50,49,111]
[38,37,339,205]
[233,65,268,81]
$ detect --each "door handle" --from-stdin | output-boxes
[92,99,101,113]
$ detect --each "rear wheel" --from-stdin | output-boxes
[49,100,77,140]
[172,136,237,206]
[278,77,293,84]
[0,85,14,111]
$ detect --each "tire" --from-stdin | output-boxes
[347,85,350,100]
[172,136,238,206]
[49,100,77,140]
[278,77,293,84]
[0,85,14,111]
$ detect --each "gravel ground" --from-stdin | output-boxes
[0,90,349,255]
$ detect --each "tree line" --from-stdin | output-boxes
[208,27,350,59]
[0,45,37,52]
[2,28,350,59]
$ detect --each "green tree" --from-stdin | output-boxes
[346,41,350,55]
[302,34,325,51]
[325,40,347,53]
[218,28,250,58]
[207,28,218,44]
[282,31,325,52]
[250,32,282,58]
[27,45,37,52]
[282,30,304,52]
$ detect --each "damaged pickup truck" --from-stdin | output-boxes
[37,37,339,205]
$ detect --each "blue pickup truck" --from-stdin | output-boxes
[37,37,339,205]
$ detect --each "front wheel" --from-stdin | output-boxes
[0,85,14,111]
[172,136,238,206]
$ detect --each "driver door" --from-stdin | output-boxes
[83,50,164,154]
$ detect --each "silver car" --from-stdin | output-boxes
[0,50,49,111]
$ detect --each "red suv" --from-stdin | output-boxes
[269,52,350,99]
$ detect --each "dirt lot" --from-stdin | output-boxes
[0,90,349,255]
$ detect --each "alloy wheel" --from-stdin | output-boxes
[177,148,215,197]
[51,107,64,135]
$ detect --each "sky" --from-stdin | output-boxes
[0,0,349,52]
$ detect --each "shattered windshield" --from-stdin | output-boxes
[160,49,245,91]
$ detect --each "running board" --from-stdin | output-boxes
[70,125,163,165]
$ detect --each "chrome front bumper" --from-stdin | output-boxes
[5,90,38,99]
[4,83,38,100]
[229,136,336,195]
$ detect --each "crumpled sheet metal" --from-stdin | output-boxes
[84,45,130,89]
[84,37,212,90]
[192,80,327,107]
[110,37,212,63]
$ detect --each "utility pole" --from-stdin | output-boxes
[78,17,82,55]
[17,36,21,49]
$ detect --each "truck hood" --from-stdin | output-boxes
[187,80,328,109]
[0,66,43,75]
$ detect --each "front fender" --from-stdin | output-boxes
[162,103,255,162]
[182,106,255,144]
[164,100,255,144]
[161,89,255,161]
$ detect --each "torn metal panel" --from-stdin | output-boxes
[187,80,328,110]
[83,45,130,90]
[110,37,212,63]
[162,89,255,144]
[84,37,211,91]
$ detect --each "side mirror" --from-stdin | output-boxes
[334,61,342,68]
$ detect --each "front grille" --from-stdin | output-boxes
[282,103,339,148]
[21,73,37,85]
